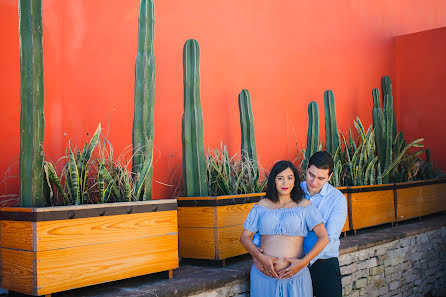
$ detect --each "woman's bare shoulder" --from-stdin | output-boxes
[258,198,273,207]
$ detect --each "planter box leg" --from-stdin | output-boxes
[168,269,173,279]
[220,259,227,267]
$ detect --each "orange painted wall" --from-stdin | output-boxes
[1,1,446,201]
[394,27,446,171]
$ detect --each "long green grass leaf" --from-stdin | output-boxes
[44,161,70,204]
[382,138,424,178]
[103,179,115,203]
[69,151,80,205]
[123,171,132,201]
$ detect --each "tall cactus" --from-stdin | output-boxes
[382,76,397,180]
[238,89,258,173]
[372,77,395,183]
[382,85,394,183]
[182,39,208,197]
[382,76,396,183]
[304,101,319,169]
[132,0,155,200]
[19,0,45,207]
[324,90,340,157]
[372,88,385,170]
[382,76,397,139]
[373,76,422,184]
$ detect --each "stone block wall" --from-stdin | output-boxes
[340,226,446,297]
[191,225,446,297]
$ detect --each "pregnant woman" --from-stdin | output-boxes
[240,160,329,297]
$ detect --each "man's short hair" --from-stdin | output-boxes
[308,151,334,174]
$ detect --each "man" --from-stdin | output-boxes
[301,151,347,297]
[253,151,347,297]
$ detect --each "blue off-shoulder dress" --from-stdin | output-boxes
[243,203,324,297]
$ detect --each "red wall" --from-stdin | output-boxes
[395,27,446,171]
[1,1,446,201]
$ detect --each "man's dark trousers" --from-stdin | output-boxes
[309,258,342,297]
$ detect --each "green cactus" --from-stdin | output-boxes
[383,94,394,183]
[419,149,437,180]
[304,101,319,169]
[132,0,155,200]
[19,0,45,207]
[372,76,398,183]
[324,90,340,157]
[182,39,208,197]
[382,76,397,139]
[372,88,385,170]
[238,89,258,175]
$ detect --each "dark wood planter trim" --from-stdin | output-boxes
[0,200,177,222]
[348,184,395,193]
[395,178,446,189]
[337,187,349,194]
[178,193,265,207]
[177,194,265,207]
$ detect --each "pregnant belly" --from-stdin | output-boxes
[260,235,304,274]
[273,258,292,272]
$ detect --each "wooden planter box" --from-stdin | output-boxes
[0,200,179,296]
[349,184,395,230]
[396,178,446,222]
[177,193,264,261]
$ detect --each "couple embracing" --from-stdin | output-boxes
[240,151,347,297]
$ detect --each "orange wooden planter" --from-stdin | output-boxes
[396,178,446,222]
[0,200,179,296]
[177,193,264,261]
[349,184,395,230]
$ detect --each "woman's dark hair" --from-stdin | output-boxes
[265,160,304,203]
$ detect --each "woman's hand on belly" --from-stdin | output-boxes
[257,256,292,278]
[255,253,282,278]
[273,257,291,273]
[277,257,308,279]
[259,235,304,278]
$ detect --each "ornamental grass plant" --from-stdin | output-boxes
[206,144,267,197]
[44,123,152,206]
